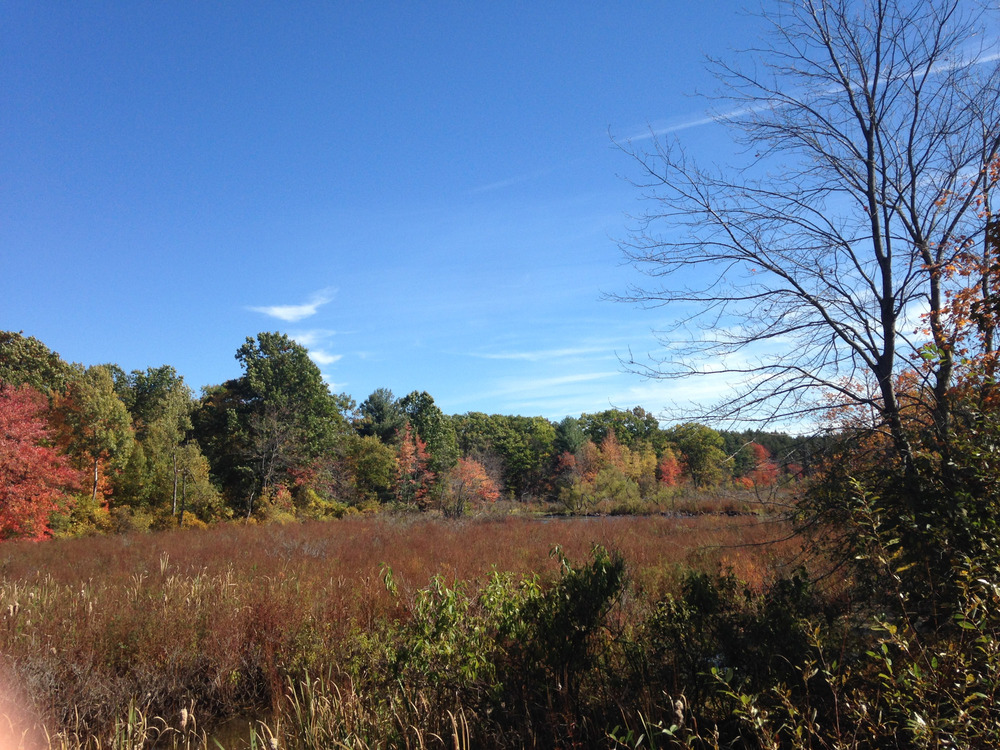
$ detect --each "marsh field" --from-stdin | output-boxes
[0,500,803,749]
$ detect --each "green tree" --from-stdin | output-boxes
[0,331,74,395]
[193,333,353,515]
[236,332,352,457]
[452,411,495,456]
[452,412,556,499]
[720,431,757,481]
[579,407,662,451]
[356,388,406,444]
[400,391,458,476]
[174,440,226,524]
[667,422,727,488]
[119,366,188,437]
[62,366,135,504]
[494,415,556,499]
[554,416,587,456]
[344,433,398,505]
[113,366,215,519]
[523,417,558,481]
[191,380,256,506]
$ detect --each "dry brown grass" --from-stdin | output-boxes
[0,510,802,745]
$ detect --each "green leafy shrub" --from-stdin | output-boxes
[493,545,627,743]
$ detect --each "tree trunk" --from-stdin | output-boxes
[91,457,99,504]
[178,471,186,527]
[172,449,179,516]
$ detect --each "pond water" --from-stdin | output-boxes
[196,716,264,749]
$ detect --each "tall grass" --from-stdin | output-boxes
[0,512,801,747]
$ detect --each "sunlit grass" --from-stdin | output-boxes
[0,504,802,747]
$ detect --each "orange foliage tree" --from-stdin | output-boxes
[444,457,500,518]
[599,430,625,471]
[396,422,435,509]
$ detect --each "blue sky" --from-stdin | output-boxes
[2,2,764,422]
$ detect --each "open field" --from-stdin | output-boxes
[0,508,802,748]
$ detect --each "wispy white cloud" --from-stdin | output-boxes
[309,350,342,366]
[517,371,618,389]
[470,167,553,194]
[625,114,720,142]
[470,345,613,362]
[322,375,348,391]
[622,104,760,143]
[248,288,336,322]
[477,371,619,400]
[626,46,1000,145]
[286,328,343,369]
[289,329,337,348]
[928,47,1000,76]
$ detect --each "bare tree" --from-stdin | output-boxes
[617,0,1000,463]
[245,403,300,517]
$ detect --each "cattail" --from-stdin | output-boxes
[673,698,685,728]
[179,707,188,731]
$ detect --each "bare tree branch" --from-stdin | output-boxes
[615,0,1000,456]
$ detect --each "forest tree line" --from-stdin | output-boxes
[0,329,819,539]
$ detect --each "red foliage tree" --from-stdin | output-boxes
[747,442,779,488]
[0,385,81,540]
